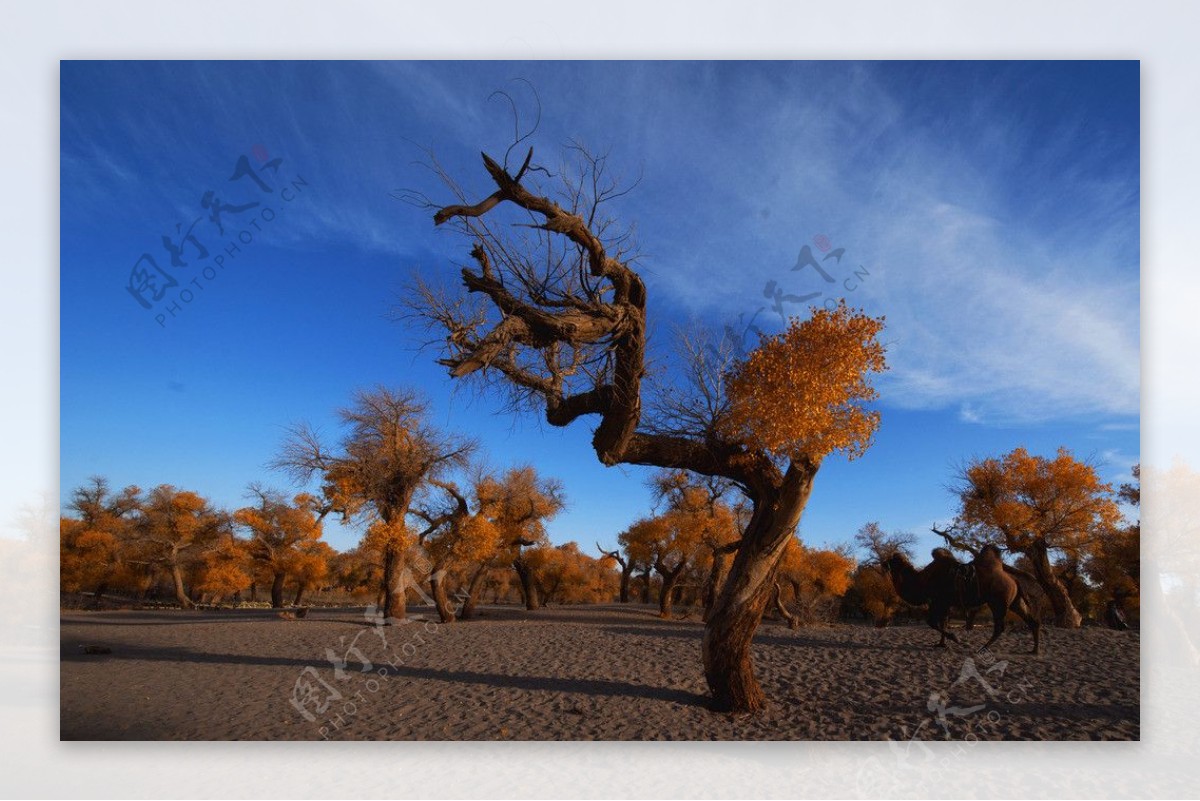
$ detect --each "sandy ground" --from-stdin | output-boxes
[60,603,1138,741]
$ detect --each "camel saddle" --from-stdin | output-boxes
[953,561,981,609]
[932,548,982,609]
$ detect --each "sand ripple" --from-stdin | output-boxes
[60,604,1138,740]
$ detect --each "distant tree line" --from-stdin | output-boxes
[60,387,622,614]
[62,383,1140,642]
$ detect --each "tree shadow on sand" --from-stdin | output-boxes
[467,606,678,628]
[600,623,933,653]
[61,610,300,627]
[59,641,709,706]
[60,608,407,628]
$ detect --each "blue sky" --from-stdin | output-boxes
[60,61,1140,555]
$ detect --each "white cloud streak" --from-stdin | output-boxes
[621,64,1140,426]
[64,62,1139,426]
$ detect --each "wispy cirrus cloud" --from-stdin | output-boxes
[623,63,1139,426]
[62,62,1138,428]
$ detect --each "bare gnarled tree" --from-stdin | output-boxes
[406,141,886,713]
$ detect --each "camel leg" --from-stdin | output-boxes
[928,602,957,647]
[1012,597,1041,655]
[979,600,1006,652]
[941,607,960,645]
[925,608,945,647]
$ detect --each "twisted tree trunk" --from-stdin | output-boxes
[772,580,800,630]
[1027,538,1082,628]
[657,561,686,618]
[703,544,736,622]
[459,562,489,620]
[513,558,541,611]
[597,544,634,603]
[171,559,194,609]
[270,570,286,609]
[425,148,852,714]
[430,571,456,623]
[381,544,407,623]
[618,566,632,603]
[703,469,814,713]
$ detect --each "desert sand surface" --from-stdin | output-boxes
[60,604,1138,741]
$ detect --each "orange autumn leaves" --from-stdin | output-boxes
[773,536,857,625]
[619,488,739,574]
[474,467,565,550]
[959,446,1122,552]
[777,538,856,599]
[425,513,501,569]
[362,517,415,555]
[723,301,887,463]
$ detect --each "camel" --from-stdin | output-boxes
[885,548,970,648]
[885,545,1041,654]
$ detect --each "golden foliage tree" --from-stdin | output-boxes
[413,141,887,711]
[617,518,658,582]
[234,486,325,608]
[772,538,856,627]
[845,521,913,626]
[473,466,565,611]
[273,386,474,622]
[528,541,618,604]
[195,535,252,603]
[1085,464,1140,625]
[130,485,228,609]
[358,517,417,612]
[647,471,744,620]
[524,542,569,604]
[576,546,622,603]
[722,304,885,462]
[952,447,1121,628]
[60,477,141,603]
[414,479,503,622]
[288,540,335,606]
[618,516,678,615]
[596,540,638,604]
[625,472,742,618]
[328,546,380,601]
[851,564,904,626]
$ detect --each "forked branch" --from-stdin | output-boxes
[425,147,782,500]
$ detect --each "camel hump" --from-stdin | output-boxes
[931,547,957,562]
